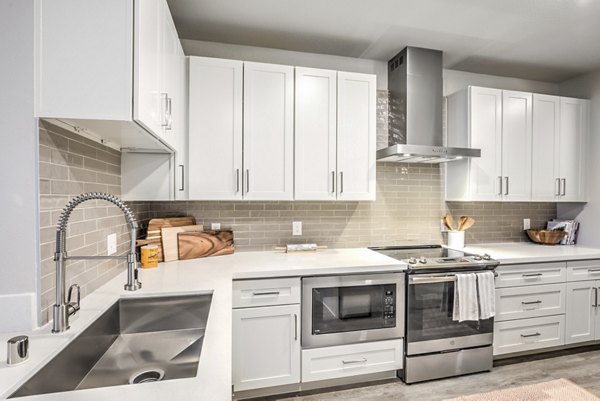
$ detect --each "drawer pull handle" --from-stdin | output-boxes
[251,290,281,296]
[522,273,543,277]
[588,269,600,273]
[342,358,367,365]
[521,300,542,305]
[294,314,298,341]
[520,332,541,338]
[594,288,599,308]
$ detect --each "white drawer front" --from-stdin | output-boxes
[494,315,565,355]
[233,278,301,308]
[567,260,600,282]
[495,262,566,288]
[302,340,403,383]
[495,283,566,322]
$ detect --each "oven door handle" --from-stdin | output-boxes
[409,276,457,284]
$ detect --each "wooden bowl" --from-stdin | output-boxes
[526,229,567,245]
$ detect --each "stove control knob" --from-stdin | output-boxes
[408,257,417,265]
[482,254,492,261]
[473,255,482,261]
[419,257,427,264]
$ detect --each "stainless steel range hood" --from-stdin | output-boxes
[377,47,480,164]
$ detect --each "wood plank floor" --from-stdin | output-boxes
[275,349,600,400]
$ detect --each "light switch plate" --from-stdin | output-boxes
[292,221,302,236]
[107,233,117,256]
[211,223,221,230]
[523,218,531,230]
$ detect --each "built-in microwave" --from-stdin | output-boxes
[302,273,405,348]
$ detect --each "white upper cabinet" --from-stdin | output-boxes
[243,62,295,201]
[295,67,338,201]
[188,57,243,200]
[447,86,587,202]
[559,97,588,202]
[36,0,184,152]
[501,90,532,201]
[532,94,561,201]
[337,72,377,201]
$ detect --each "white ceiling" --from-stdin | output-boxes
[167,0,600,82]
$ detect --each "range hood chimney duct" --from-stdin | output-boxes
[377,46,480,163]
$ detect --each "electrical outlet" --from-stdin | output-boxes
[523,218,531,230]
[211,223,221,230]
[292,221,302,236]
[107,233,117,256]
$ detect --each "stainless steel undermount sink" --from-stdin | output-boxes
[10,293,212,398]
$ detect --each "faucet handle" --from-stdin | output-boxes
[67,284,81,316]
[7,336,29,365]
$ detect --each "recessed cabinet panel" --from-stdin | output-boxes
[532,94,561,201]
[565,281,596,344]
[295,68,337,200]
[337,72,376,201]
[188,57,243,200]
[243,62,294,200]
[501,91,532,201]
[468,87,503,201]
[559,98,588,202]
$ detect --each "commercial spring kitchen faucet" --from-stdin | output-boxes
[52,193,141,333]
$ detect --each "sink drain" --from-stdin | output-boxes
[129,369,165,384]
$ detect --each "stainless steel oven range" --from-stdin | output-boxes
[302,273,405,348]
[370,245,499,384]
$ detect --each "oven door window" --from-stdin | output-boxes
[407,281,493,343]
[311,285,387,335]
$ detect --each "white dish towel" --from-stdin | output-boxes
[453,273,478,322]
[477,271,496,319]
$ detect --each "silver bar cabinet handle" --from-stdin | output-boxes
[520,332,541,338]
[246,170,250,194]
[161,93,169,127]
[521,300,542,305]
[594,288,599,308]
[340,171,344,194]
[165,97,173,130]
[235,169,240,193]
[342,358,367,364]
[555,178,561,196]
[294,314,298,341]
[498,176,502,196]
[251,290,280,296]
[179,165,185,191]
[561,178,566,196]
[522,273,543,277]
[504,176,509,195]
[331,171,335,194]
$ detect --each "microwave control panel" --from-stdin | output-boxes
[383,284,397,327]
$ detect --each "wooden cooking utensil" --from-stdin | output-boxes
[458,216,475,231]
[443,214,455,231]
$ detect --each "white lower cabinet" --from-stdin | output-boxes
[302,339,403,383]
[565,280,600,344]
[232,304,300,391]
[494,315,565,355]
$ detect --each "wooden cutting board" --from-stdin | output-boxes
[161,225,204,262]
[178,231,234,260]
[145,217,196,261]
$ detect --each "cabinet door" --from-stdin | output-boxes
[133,0,164,138]
[295,67,337,200]
[232,304,300,391]
[565,281,596,344]
[532,94,560,201]
[337,72,376,201]
[501,90,532,201]
[559,97,588,201]
[243,62,294,200]
[173,43,187,200]
[468,87,503,201]
[159,0,181,147]
[188,57,243,200]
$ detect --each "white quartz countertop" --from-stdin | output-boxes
[0,248,405,401]
[462,242,600,264]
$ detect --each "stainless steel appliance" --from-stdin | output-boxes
[370,245,499,383]
[302,273,405,348]
[377,46,481,163]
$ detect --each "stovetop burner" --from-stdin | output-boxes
[369,245,498,273]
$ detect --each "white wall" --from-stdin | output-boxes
[557,69,600,246]
[0,0,40,331]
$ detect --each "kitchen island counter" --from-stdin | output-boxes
[0,248,405,401]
